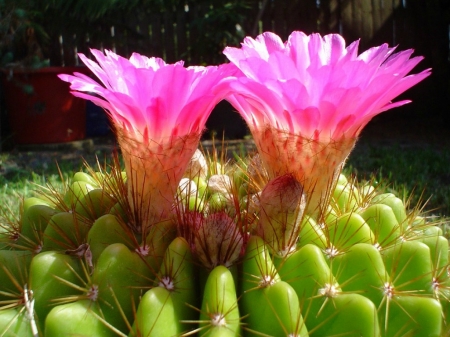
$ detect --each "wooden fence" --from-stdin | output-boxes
[50,0,449,69]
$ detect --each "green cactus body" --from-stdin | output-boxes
[332,183,361,213]
[278,243,338,333]
[330,243,388,306]
[157,237,199,333]
[241,235,280,293]
[199,265,240,336]
[17,200,58,251]
[130,286,180,337]
[326,212,375,250]
[359,203,401,247]
[42,212,90,251]
[88,214,134,262]
[0,150,449,336]
[419,228,449,271]
[379,296,442,337]
[319,293,380,337]
[243,280,307,337]
[109,202,129,223]
[381,240,434,294]
[371,193,407,229]
[29,251,83,327]
[143,219,177,273]
[75,188,116,221]
[45,299,116,337]
[94,242,154,333]
[0,251,32,289]
[63,180,96,208]
[0,307,35,337]
[297,215,327,249]
[192,176,208,199]
[241,236,305,336]
[73,171,101,187]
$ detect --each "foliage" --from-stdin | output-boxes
[40,0,140,21]
[0,0,49,68]
[185,0,249,64]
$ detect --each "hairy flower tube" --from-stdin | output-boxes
[59,50,235,230]
[216,31,431,219]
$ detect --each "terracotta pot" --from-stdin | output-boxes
[2,66,89,145]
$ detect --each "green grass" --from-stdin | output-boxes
[0,153,105,221]
[345,142,450,217]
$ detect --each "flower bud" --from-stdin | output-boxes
[257,174,306,257]
[194,212,243,269]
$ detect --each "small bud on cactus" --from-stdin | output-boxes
[257,174,306,257]
[207,174,233,196]
[184,149,209,180]
[194,212,243,269]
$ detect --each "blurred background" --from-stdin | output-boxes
[0,0,449,146]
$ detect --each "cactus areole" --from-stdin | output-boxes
[0,31,443,337]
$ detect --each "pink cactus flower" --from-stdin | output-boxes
[59,50,235,229]
[216,31,431,219]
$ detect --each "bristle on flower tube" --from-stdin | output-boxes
[117,128,201,229]
[253,126,354,218]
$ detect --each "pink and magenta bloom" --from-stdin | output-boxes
[59,31,431,223]
[218,31,430,141]
[217,31,430,217]
[59,50,236,228]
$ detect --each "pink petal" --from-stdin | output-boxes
[256,32,285,54]
[286,31,310,77]
[332,114,357,139]
[296,106,320,137]
[322,34,347,65]
[267,51,301,80]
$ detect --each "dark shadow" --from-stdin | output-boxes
[203,100,249,140]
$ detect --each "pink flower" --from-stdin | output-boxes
[59,50,235,229]
[217,31,430,218]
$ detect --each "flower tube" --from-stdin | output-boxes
[217,31,430,219]
[59,50,235,230]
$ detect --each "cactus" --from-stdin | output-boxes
[1,30,442,336]
[0,149,448,337]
